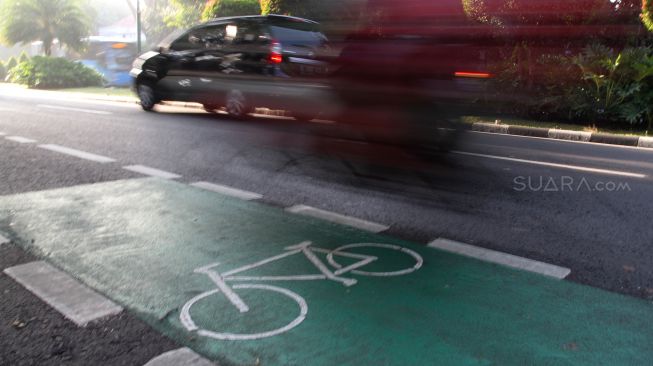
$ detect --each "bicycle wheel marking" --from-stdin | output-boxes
[182,241,422,341]
[181,284,308,341]
[327,243,424,277]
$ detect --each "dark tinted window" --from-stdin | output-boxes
[169,24,233,51]
[268,20,326,48]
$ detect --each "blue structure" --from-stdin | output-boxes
[79,37,138,87]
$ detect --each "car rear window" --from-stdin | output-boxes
[268,21,326,48]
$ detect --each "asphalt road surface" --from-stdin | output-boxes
[1,88,652,365]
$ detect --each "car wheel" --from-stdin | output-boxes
[137,83,158,111]
[225,90,249,118]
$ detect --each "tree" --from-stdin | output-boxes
[165,0,206,29]
[202,0,261,21]
[0,0,90,56]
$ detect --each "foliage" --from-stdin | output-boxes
[7,56,104,89]
[259,0,284,15]
[494,43,653,132]
[165,0,205,29]
[18,51,29,64]
[463,0,641,27]
[644,0,653,31]
[0,61,5,82]
[5,56,17,71]
[0,0,91,56]
[141,0,177,46]
[202,0,261,20]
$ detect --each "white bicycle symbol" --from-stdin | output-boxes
[180,241,423,341]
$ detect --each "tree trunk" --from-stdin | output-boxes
[44,41,52,57]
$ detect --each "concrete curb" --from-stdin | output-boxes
[472,122,651,149]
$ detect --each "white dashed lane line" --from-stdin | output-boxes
[452,150,647,179]
[123,165,182,180]
[429,238,571,279]
[38,144,116,163]
[3,261,123,326]
[190,181,263,201]
[37,104,112,115]
[286,205,390,233]
[5,136,37,144]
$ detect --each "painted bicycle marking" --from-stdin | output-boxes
[180,241,423,341]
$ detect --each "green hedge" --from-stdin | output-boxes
[202,0,261,20]
[493,44,653,131]
[8,56,104,89]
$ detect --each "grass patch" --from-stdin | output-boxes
[460,115,649,137]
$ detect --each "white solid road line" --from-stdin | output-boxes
[452,150,647,179]
[3,261,123,326]
[143,348,216,366]
[5,136,37,144]
[286,205,390,233]
[37,104,112,115]
[123,165,182,180]
[429,238,571,279]
[39,144,116,163]
[191,181,263,201]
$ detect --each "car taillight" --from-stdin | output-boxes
[269,40,283,64]
[454,71,492,79]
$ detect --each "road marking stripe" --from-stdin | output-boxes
[37,104,112,115]
[123,165,182,179]
[3,261,123,326]
[452,150,647,178]
[190,181,263,200]
[428,238,571,279]
[5,136,36,144]
[0,234,9,245]
[38,144,116,163]
[143,348,216,366]
[285,205,390,233]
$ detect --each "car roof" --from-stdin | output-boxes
[203,14,318,26]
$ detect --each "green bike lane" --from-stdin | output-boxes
[1,178,651,365]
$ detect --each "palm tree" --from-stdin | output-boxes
[0,0,90,56]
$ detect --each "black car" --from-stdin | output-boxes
[130,15,332,120]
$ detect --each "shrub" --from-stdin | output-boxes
[5,56,17,71]
[18,51,30,64]
[493,43,653,131]
[202,0,261,20]
[8,56,104,89]
[0,61,6,82]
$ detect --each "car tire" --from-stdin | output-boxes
[225,89,250,118]
[137,83,158,112]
